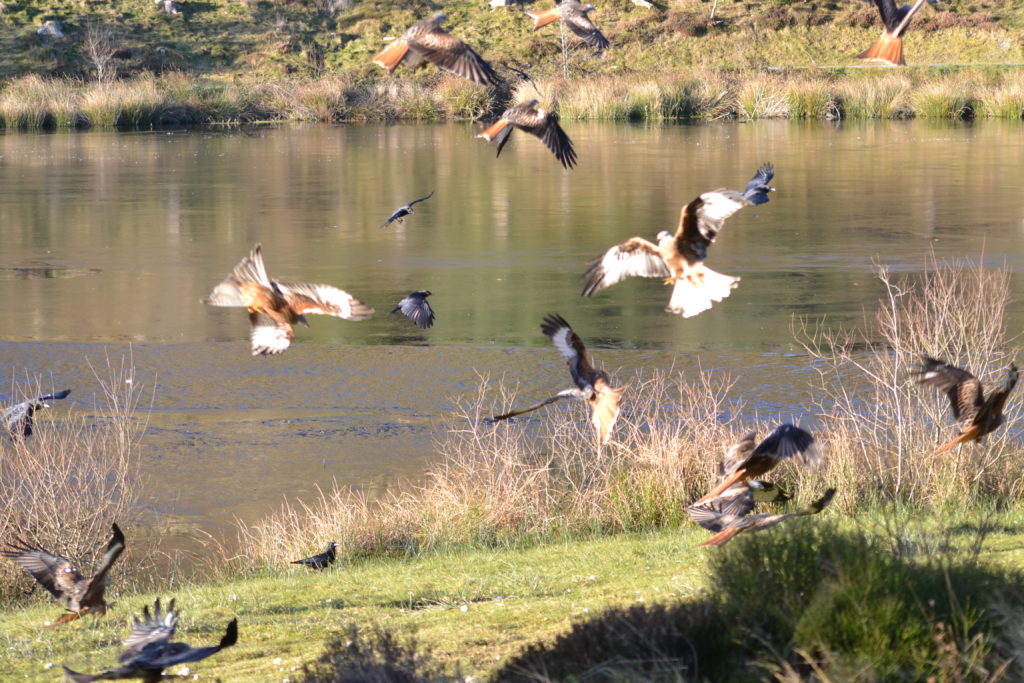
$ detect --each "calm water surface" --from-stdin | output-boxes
[2,120,1023,537]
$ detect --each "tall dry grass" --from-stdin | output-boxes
[0,359,151,604]
[797,256,1021,509]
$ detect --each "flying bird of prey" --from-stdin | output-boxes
[291,541,342,570]
[490,314,621,446]
[692,425,822,506]
[202,244,374,356]
[688,488,836,547]
[3,388,71,438]
[2,523,125,626]
[381,191,434,228]
[857,0,937,66]
[389,290,436,329]
[528,1,610,50]
[372,13,501,86]
[63,598,238,682]
[913,356,1019,455]
[477,99,577,169]
[581,163,774,318]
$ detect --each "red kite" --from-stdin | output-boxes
[688,488,835,547]
[692,425,822,506]
[63,598,237,682]
[582,164,774,318]
[914,356,1018,454]
[203,244,373,355]
[373,13,501,86]
[490,314,621,446]
[857,0,936,66]
[2,523,125,626]
[477,99,577,169]
[528,1,610,49]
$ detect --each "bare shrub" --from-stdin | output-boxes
[0,358,151,603]
[797,256,1021,509]
[80,23,119,83]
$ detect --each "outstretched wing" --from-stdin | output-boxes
[80,523,126,607]
[870,0,903,32]
[203,244,271,307]
[392,294,435,329]
[581,237,669,296]
[540,313,595,389]
[742,163,775,206]
[506,105,577,169]
[914,356,985,426]
[563,7,610,49]
[675,190,751,265]
[274,282,374,320]
[122,598,178,654]
[751,424,822,470]
[1,541,82,601]
[720,431,758,477]
[138,618,238,668]
[407,191,435,207]
[489,388,588,422]
[407,23,500,86]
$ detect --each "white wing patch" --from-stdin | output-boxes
[600,245,670,286]
[548,325,578,362]
[666,266,739,318]
[274,282,374,321]
[249,314,292,355]
[202,279,246,307]
[698,190,751,226]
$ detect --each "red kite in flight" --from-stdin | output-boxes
[373,13,501,86]
[692,425,822,506]
[528,1,610,50]
[913,356,1018,454]
[688,487,835,547]
[857,0,936,66]
[2,523,125,626]
[582,164,774,318]
[490,314,621,446]
[477,99,577,169]
[203,244,374,355]
[63,598,237,682]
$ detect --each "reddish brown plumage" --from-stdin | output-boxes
[372,13,500,86]
[372,38,411,71]
[856,32,905,66]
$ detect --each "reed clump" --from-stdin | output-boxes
[0,359,150,604]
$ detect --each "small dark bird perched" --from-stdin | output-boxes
[2,523,125,626]
[857,0,938,66]
[490,314,621,446]
[389,291,436,329]
[291,541,342,570]
[63,598,238,682]
[372,13,501,86]
[581,163,774,318]
[3,388,71,437]
[688,488,836,547]
[202,244,374,355]
[913,356,1019,455]
[381,191,434,228]
[528,1,610,50]
[477,99,577,169]
[692,425,822,506]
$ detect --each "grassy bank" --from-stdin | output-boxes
[4,513,1024,680]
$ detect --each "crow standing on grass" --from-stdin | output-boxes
[291,541,342,570]
[2,523,125,626]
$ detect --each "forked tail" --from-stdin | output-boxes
[372,38,411,72]
[856,32,905,66]
[700,526,743,547]
[527,7,561,30]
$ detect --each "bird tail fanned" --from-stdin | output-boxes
[692,468,748,507]
[666,267,739,318]
[477,118,510,142]
[856,32,905,66]
[701,526,743,547]
[527,7,561,29]
[372,38,410,72]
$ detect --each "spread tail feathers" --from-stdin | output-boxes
[666,267,739,318]
[373,38,410,72]
[477,118,510,142]
[528,7,561,29]
[856,33,905,66]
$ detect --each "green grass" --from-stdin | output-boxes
[5,510,1024,681]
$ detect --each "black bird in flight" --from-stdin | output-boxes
[477,99,577,169]
[490,314,621,446]
[857,0,937,66]
[389,290,436,329]
[372,13,501,86]
[3,388,71,438]
[381,191,434,228]
[63,597,238,682]
[291,541,342,570]
[692,425,822,506]
[581,163,774,318]
[2,523,125,626]
[913,355,1019,454]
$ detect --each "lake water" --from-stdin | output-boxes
[2,120,1023,538]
